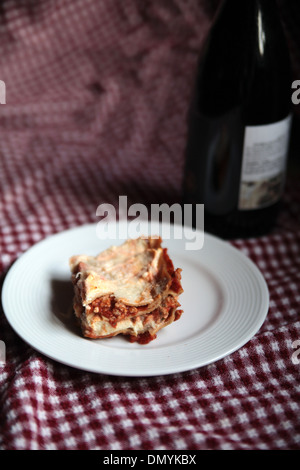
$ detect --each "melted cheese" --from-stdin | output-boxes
[70,238,168,306]
[91,316,147,337]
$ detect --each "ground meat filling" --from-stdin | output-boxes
[87,295,139,328]
[88,293,180,329]
[129,295,183,344]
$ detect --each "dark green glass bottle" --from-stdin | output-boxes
[183,0,292,238]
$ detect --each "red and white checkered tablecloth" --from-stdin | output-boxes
[0,0,299,451]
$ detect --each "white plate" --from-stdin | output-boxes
[1,222,269,377]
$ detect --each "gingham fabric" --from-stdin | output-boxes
[0,0,300,451]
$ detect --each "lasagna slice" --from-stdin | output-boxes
[69,237,183,344]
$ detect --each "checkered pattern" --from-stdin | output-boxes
[0,0,300,450]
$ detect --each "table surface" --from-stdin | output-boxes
[0,0,299,451]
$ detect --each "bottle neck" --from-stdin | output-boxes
[212,0,284,56]
[214,0,280,27]
[195,0,290,120]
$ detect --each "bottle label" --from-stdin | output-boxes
[238,115,292,210]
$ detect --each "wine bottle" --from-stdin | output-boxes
[183,0,292,239]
